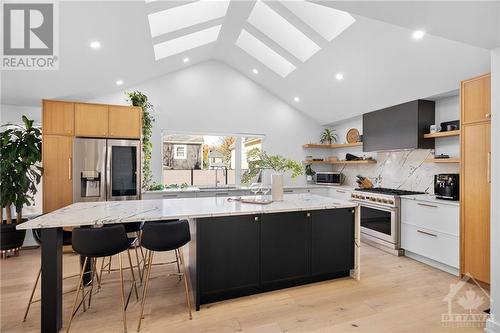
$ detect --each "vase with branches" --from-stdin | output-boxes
[241,148,303,201]
[127,91,155,190]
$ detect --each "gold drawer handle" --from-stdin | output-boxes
[68,157,72,180]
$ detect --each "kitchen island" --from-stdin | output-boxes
[17,194,359,332]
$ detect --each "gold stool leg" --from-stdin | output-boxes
[66,257,88,333]
[174,249,181,281]
[179,248,192,320]
[126,249,139,302]
[23,267,41,322]
[137,251,154,332]
[119,254,128,333]
[87,258,98,308]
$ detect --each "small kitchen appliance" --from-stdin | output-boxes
[315,172,342,185]
[434,174,459,201]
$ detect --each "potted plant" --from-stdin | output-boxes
[127,91,155,190]
[305,164,316,183]
[320,128,338,144]
[0,116,43,255]
[241,148,303,201]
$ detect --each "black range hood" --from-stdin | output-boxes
[362,100,435,152]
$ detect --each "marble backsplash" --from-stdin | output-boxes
[333,150,460,194]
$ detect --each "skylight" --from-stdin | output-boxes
[148,1,230,38]
[247,1,320,62]
[153,25,221,60]
[280,1,355,42]
[236,29,296,77]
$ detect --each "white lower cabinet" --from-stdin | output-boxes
[401,198,459,274]
[328,187,353,201]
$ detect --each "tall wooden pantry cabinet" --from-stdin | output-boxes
[460,73,491,284]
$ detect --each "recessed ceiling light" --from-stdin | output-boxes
[183,57,190,63]
[115,80,124,86]
[335,73,344,81]
[252,68,259,74]
[148,1,229,37]
[412,30,425,40]
[294,96,300,102]
[236,29,296,77]
[153,25,221,60]
[248,1,320,62]
[90,41,101,49]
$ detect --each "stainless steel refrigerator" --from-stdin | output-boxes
[72,138,141,202]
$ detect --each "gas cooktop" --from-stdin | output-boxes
[355,187,425,196]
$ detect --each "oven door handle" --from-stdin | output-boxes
[356,202,397,212]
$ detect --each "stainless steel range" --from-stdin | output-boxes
[351,188,424,256]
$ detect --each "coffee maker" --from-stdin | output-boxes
[434,174,459,201]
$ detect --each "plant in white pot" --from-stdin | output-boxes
[0,116,42,256]
[305,164,316,183]
[241,148,303,201]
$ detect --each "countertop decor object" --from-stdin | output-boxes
[241,148,303,202]
[346,128,360,143]
[320,128,338,144]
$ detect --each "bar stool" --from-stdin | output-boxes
[23,229,74,322]
[66,224,138,333]
[100,222,145,284]
[137,220,192,331]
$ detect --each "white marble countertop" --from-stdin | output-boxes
[17,194,358,230]
[143,184,345,194]
[401,194,460,207]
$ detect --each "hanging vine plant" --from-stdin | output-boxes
[126,91,155,190]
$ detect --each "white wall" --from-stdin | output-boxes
[486,47,500,333]
[91,60,323,186]
[0,104,41,125]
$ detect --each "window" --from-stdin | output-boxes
[162,132,264,187]
[173,145,187,159]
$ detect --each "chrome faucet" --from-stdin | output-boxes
[214,166,227,188]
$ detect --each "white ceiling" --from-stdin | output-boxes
[1,1,496,125]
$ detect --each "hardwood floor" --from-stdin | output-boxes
[0,243,488,333]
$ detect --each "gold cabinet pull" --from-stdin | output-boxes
[417,202,437,208]
[68,157,72,180]
[487,152,491,183]
[486,113,491,118]
[417,229,437,237]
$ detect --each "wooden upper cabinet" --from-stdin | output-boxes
[75,103,109,137]
[43,100,74,136]
[108,106,142,139]
[43,135,73,213]
[461,74,491,124]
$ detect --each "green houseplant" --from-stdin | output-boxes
[127,91,155,190]
[320,128,338,144]
[0,116,43,252]
[305,164,316,183]
[241,148,303,201]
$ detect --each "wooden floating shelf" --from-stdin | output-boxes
[302,142,363,149]
[304,159,377,165]
[423,130,460,139]
[425,158,460,163]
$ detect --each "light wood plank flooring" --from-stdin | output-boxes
[0,243,488,333]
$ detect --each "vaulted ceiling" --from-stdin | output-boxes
[2,1,498,124]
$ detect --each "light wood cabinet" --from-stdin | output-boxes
[460,73,491,284]
[42,135,73,214]
[75,103,109,137]
[42,100,74,135]
[461,74,491,124]
[108,106,141,139]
